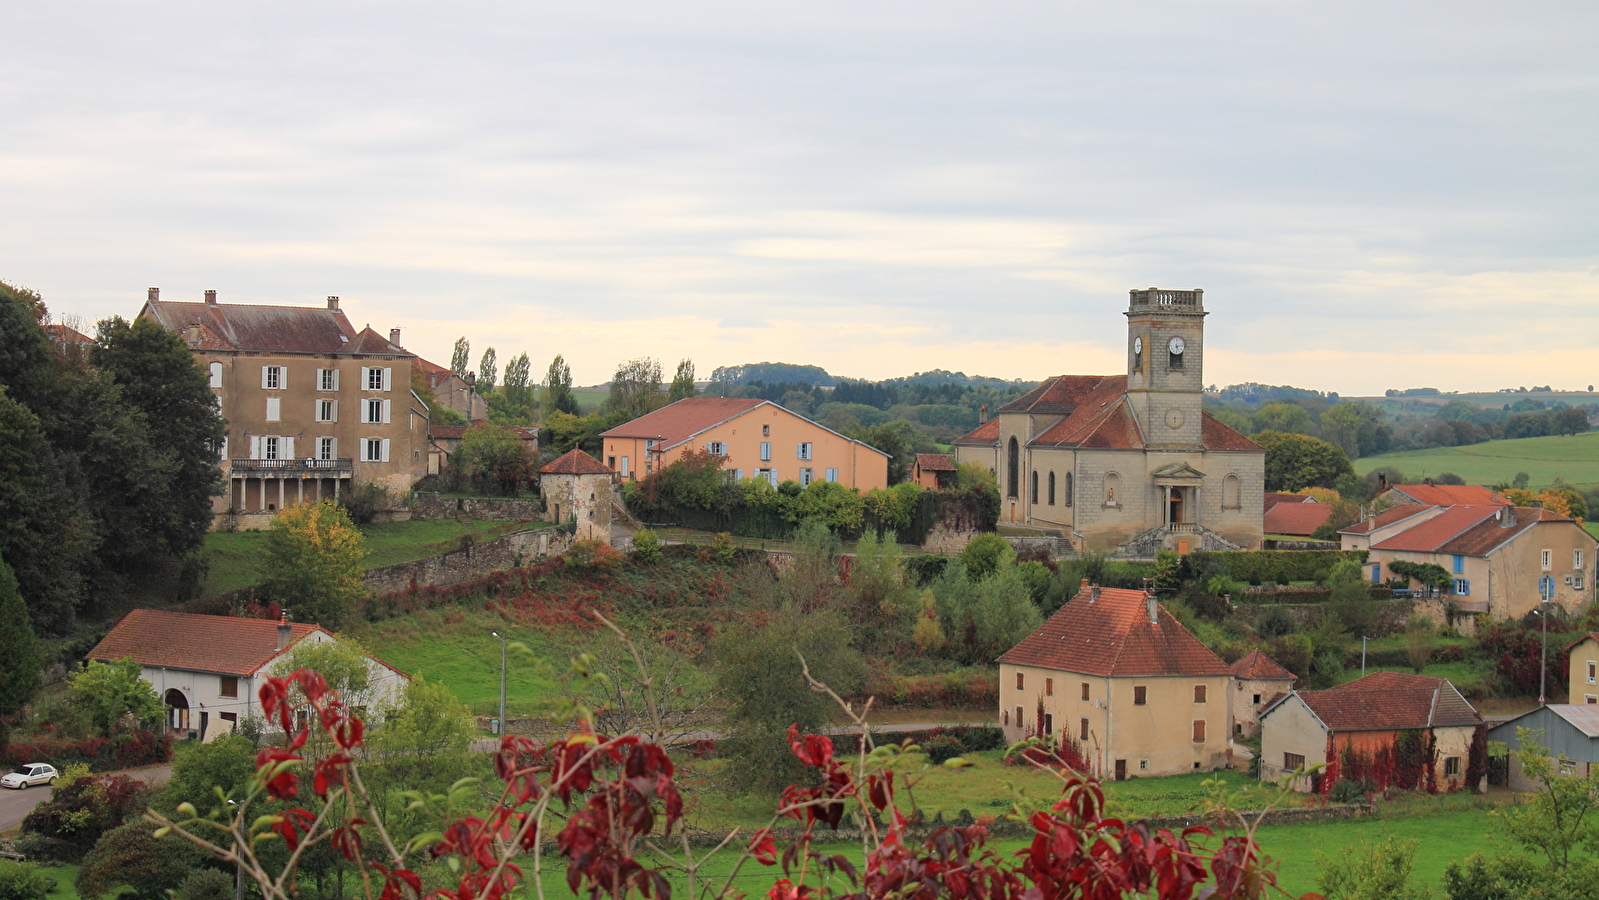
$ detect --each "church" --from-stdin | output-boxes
[953,288,1265,554]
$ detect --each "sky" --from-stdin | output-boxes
[2,1,1596,395]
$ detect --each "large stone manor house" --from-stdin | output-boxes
[953,288,1265,554]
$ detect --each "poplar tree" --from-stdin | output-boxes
[543,355,579,415]
[450,337,470,378]
[0,554,43,740]
[668,359,696,402]
[479,347,498,392]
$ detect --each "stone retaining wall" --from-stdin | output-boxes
[364,527,571,595]
[410,492,546,522]
[923,524,980,555]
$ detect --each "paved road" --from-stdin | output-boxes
[0,766,170,833]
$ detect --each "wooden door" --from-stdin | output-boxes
[1114,759,1127,782]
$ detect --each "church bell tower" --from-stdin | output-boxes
[1124,287,1206,449]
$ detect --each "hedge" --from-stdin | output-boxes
[0,731,172,771]
[1233,585,1393,605]
[1188,549,1368,585]
[831,725,1006,756]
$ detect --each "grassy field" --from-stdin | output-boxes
[202,517,534,595]
[1354,432,1599,488]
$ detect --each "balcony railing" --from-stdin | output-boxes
[230,458,354,476]
[1166,522,1201,533]
[1129,288,1203,309]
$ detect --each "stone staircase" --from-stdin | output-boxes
[1112,524,1243,559]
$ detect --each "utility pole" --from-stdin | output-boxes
[1537,602,1550,706]
[1361,636,1369,677]
[491,630,507,734]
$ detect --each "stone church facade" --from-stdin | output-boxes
[953,288,1265,554]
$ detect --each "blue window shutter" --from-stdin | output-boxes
[1453,555,1464,574]
[1461,579,1470,596]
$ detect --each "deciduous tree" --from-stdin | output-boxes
[667,358,695,402]
[449,336,470,378]
[542,354,579,415]
[605,357,663,420]
[1256,430,1356,492]
[261,502,366,628]
[69,658,163,736]
[477,347,497,392]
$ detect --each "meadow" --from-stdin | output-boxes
[1354,431,1599,489]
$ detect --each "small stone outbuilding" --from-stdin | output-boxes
[539,449,616,542]
[1228,649,1297,739]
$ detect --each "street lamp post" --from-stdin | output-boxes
[1362,636,1369,677]
[491,631,507,734]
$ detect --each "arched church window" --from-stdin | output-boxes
[1104,472,1121,506]
[1223,474,1241,510]
[1030,470,1038,504]
[1065,472,1074,508]
[1006,437,1019,498]
[1047,472,1056,505]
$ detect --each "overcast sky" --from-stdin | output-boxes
[3,2,1595,394]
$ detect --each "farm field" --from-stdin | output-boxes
[1354,431,1599,489]
[201,516,533,596]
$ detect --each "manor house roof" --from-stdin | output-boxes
[998,581,1233,677]
[141,296,412,358]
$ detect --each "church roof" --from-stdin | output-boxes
[996,375,1115,416]
[951,417,999,447]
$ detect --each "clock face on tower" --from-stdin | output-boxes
[1133,337,1142,354]
[1168,336,1185,355]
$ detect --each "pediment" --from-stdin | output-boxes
[1152,462,1206,482]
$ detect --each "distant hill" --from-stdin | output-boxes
[709,362,1028,389]
[878,369,1032,390]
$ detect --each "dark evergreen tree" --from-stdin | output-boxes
[0,554,43,741]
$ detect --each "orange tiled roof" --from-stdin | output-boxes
[88,609,325,676]
[1230,648,1296,681]
[1263,492,1310,512]
[1294,671,1481,732]
[952,417,999,447]
[1435,506,1585,557]
[599,398,767,447]
[915,453,956,472]
[1263,502,1333,536]
[539,448,615,475]
[1339,504,1434,536]
[46,323,94,344]
[996,375,1112,415]
[997,582,1233,677]
[1200,412,1263,451]
[1370,506,1506,553]
[1384,483,1508,506]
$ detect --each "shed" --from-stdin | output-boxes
[1487,704,1599,791]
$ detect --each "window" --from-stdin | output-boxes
[209,362,223,388]
[760,442,771,461]
[1139,760,1149,771]
[262,365,283,389]
[1453,555,1465,574]
[265,397,281,421]
[1045,678,1053,697]
[1006,437,1019,498]
[762,424,770,437]
[1065,472,1073,507]
[620,456,630,477]
[1543,549,1553,570]
[1284,752,1305,771]
[1252,693,1262,705]
[1192,720,1206,743]
[220,712,237,729]
[1588,661,1595,684]
[1080,682,1090,701]
[608,456,617,470]
[1444,757,1461,777]
[1169,348,1184,369]
[733,469,743,480]
[1080,718,1089,740]
[1453,578,1471,596]
[363,398,391,424]
[706,442,725,456]
[800,468,814,486]
[316,399,336,422]
[1577,549,1585,570]
[1193,685,1207,704]
[364,438,389,462]
[1589,695,1597,705]
[365,367,389,391]
[1133,685,1147,706]
[797,442,812,460]
[1541,575,1556,600]
[318,437,335,461]
[759,468,778,486]
[1030,471,1038,504]
[320,368,338,391]
[1043,714,1053,736]
[1579,574,1587,590]
[825,468,838,483]
[1222,473,1240,510]
[1047,472,1056,505]
[1560,759,1578,776]
[1015,672,1025,690]
[219,676,238,698]
[1016,707,1024,729]
[263,436,280,460]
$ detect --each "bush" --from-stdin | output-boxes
[0,731,170,772]
[903,555,950,587]
[0,861,53,900]
[19,769,150,863]
[173,869,234,900]
[1329,778,1374,803]
[631,528,663,563]
[77,820,203,900]
[339,482,393,524]
[918,733,966,764]
[1256,606,1298,638]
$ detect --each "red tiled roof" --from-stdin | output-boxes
[1200,412,1263,451]
[1371,506,1504,553]
[88,609,325,676]
[1295,671,1481,732]
[915,453,956,472]
[952,417,999,447]
[1339,504,1433,536]
[431,422,537,442]
[1230,649,1296,681]
[997,583,1233,677]
[1263,492,1310,512]
[1029,377,1140,448]
[599,398,767,446]
[1384,484,1508,507]
[141,299,407,356]
[46,323,94,344]
[997,375,1111,415]
[540,448,615,475]
[1435,506,1586,557]
[1263,502,1333,536]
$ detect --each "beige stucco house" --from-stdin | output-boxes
[997,581,1239,780]
[952,288,1264,555]
[138,289,429,523]
[600,397,888,491]
[1566,633,1599,705]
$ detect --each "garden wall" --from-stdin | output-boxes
[922,524,980,555]
[363,527,572,595]
[410,492,546,522]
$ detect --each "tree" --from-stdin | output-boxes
[1497,727,1599,870]
[503,352,532,403]
[21,768,150,863]
[667,358,696,402]
[0,554,43,739]
[478,347,497,392]
[68,658,162,736]
[451,423,533,495]
[605,357,663,420]
[852,419,923,484]
[161,733,257,817]
[958,533,1015,581]
[1252,402,1317,437]
[261,501,366,628]
[362,677,480,841]
[271,638,375,709]
[543,354,579,415]
[1255,430,1356,492]
[1314,834,1429,900]
[450,336,470,378]
[1405,614,1434,673]
[77,820,203,900]
[1320,402,1392,459]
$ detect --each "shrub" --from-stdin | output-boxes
[1189,549,1367,586]
[903,555,949,587]
[1329,778,1374,804]
[918,733,966,764]
[562,540,625,574]
[631,528,663,563]
[1256,606,1298,638]
[339,482,393,524]
[0,861,53,900]
[19,769,150,863]
[77,820,202,900]
[173,869,234,900]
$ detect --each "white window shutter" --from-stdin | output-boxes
[330,437,338,459]
[383,367,393,391]
[382,399,392,424]
[380,438,391,462]
[280,368,286,390]
[250,436,262,459]
[219,437,228,460]
[284,436,295,459]
[333,369,341,391]
[261,366,271,389]
[360,366,370,388]
[331,400,338,422]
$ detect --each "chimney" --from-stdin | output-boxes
[327,295,340,310]
[1147,595,1159,624]
[276,615,292,651]
[1501,508,1516,527]
[1377,473,1389,492]
[1423,477,1434,486]
[1089,584,1100,603]
[979,404,989,424]
[204,289,217,305]
[147,287,159,302]
[390,327,401,346]
[1080,577,1089,592]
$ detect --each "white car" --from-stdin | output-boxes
[1,763,59,790]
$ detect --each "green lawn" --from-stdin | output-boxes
[1255,806,1508,895]
[202,517,534,595]
[1355,432,1599,489]
[28,863,85,900]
